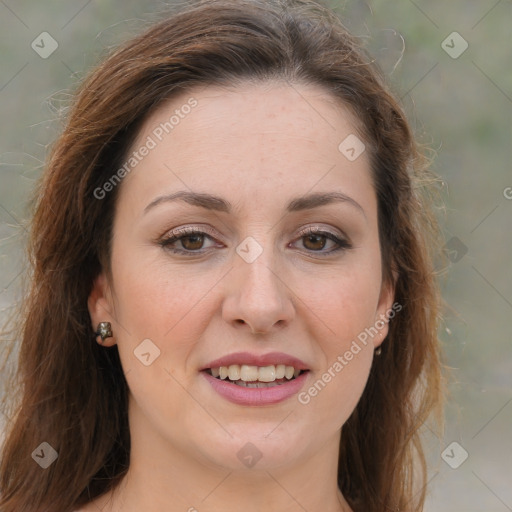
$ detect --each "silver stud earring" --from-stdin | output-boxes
[374,346,382,356]
[95,322,113,344]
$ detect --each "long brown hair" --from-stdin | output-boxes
[0,1,445,511]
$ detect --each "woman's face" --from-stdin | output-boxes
[89,81,394,472]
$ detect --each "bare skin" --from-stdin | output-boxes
[85,81,394,512]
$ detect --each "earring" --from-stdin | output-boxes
[95,322,113,344]
[374,346,382,356]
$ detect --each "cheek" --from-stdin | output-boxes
[292,266,379,424]
[296,273,378,427]
[111,243,205,325]
[299,262,383,341]
[297,349,373,435]
[108,251,216,422]
[110,237,383,361]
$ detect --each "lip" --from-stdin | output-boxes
[200,351,309,371]
[201,370,310,406]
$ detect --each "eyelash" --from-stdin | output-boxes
[158,226,352,257]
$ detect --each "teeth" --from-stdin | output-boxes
[228,364,240,380]
[234,380,284,388]
[258,365,276,382]
[240,364,259,381]
[285,366,294,379]
[275,364,286,379]
[210,364,302,382]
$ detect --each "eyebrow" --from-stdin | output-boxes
[144,190,365,217]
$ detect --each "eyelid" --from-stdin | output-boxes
[162,224,347,243]
[163,224,219,239]
[159,223,352,256]
[292,225,352,254]
[295,224,347,240]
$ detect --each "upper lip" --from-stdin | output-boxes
[200,351,309,371]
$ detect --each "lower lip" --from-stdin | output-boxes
[201,371,309,406]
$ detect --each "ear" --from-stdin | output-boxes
[373,270,398,349]
[88,272,117,347]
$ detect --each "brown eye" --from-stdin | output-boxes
[179,233,205,251]
[294,227,352,256]
[302,233,328,251]
[159,227,219,254]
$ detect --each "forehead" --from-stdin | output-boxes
[117,81,375,218]
[137,80,364,147]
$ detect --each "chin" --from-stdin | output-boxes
[193,423,308,471]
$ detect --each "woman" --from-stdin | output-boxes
[0,0,445,511]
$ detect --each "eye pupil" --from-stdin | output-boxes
[182,234,204,250]
[304,234,326,251]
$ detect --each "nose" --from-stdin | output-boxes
[222,247,295,335]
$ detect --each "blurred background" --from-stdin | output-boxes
[0,0,510,510]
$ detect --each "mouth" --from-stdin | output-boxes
[203,364,309,388]
[200,351,311,405]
